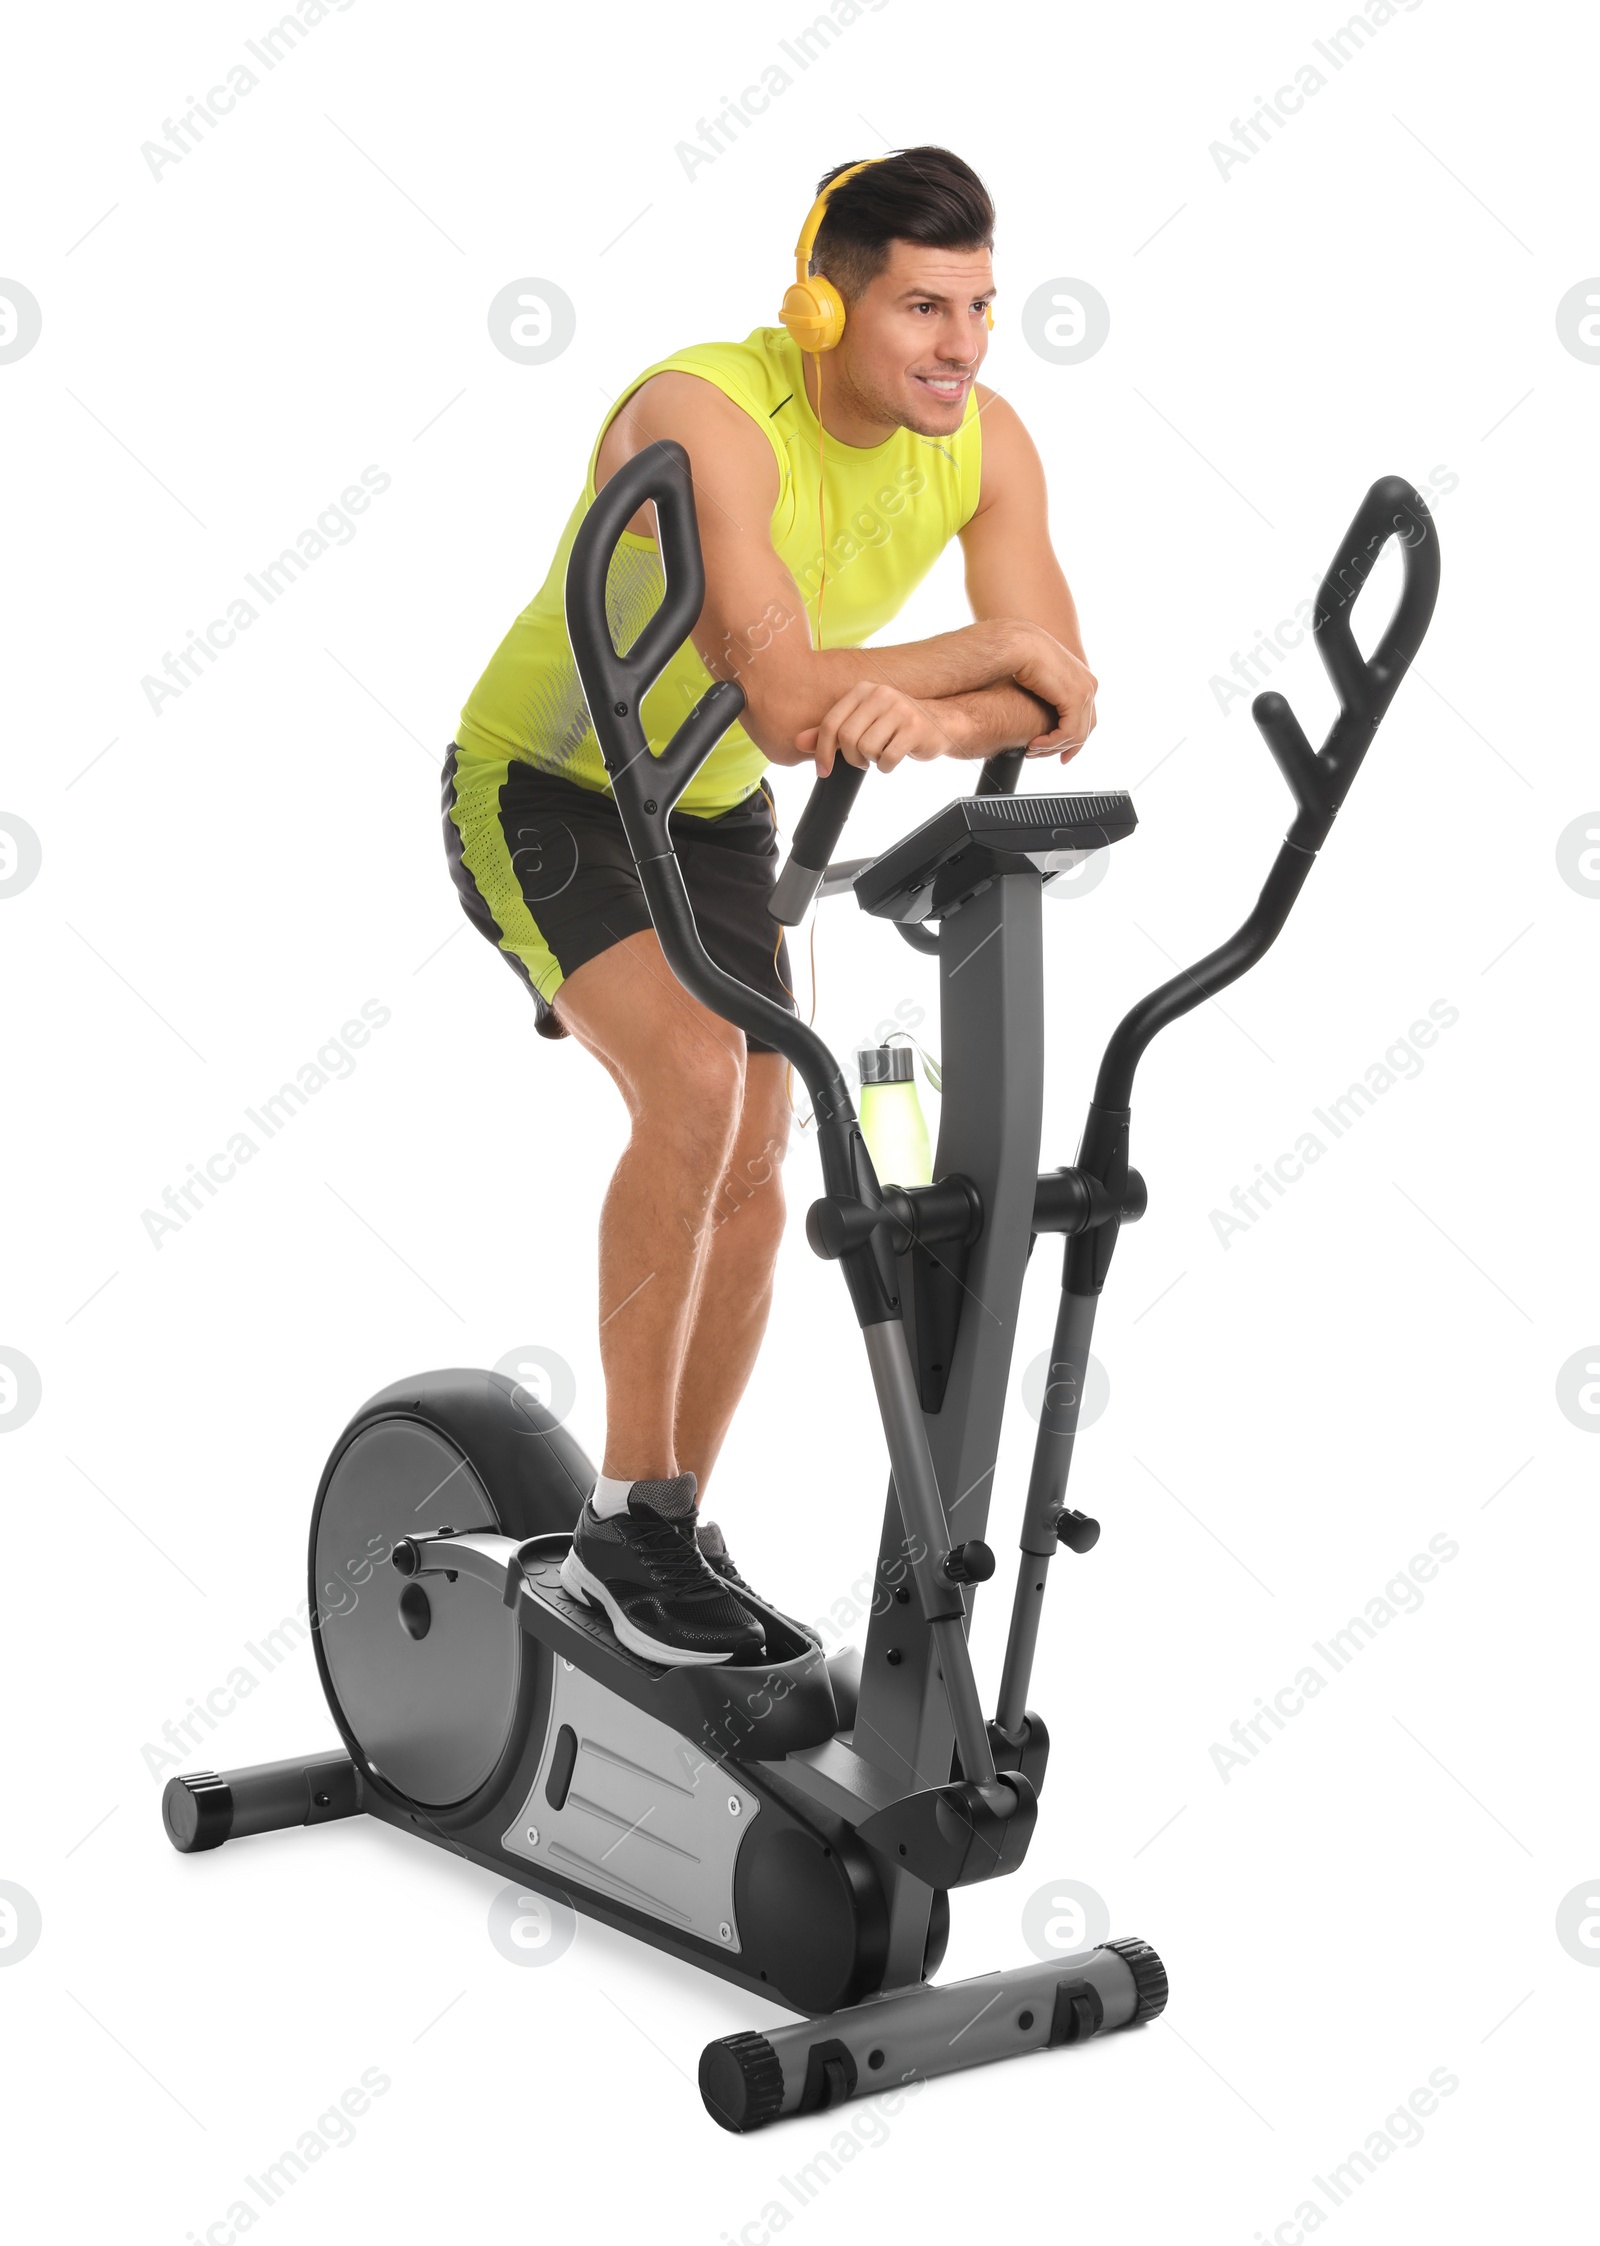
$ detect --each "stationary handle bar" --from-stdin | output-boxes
[769,759,868,924]
[771,743,1030,926]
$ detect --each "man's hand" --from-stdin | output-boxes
[1010,624,1099,758]
[796,682,972,774]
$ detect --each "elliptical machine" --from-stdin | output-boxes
[162,444,1439,2131]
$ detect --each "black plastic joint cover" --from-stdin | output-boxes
[1032,1165,1145,1237]
[1065,1105,1131,1295]
[806,1194,884,1261]
[987,1711,1051,1795]
[810,1126,904,1327]
[857,1771,1037,1888]
[883,1174,983,1249]
[1031,1167,1097,1236]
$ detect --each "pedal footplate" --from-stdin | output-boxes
[509,1535,840,1762]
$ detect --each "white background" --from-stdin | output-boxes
[2,1,1595,2239]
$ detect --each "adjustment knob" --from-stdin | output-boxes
[1055,1508,1100,1554]
[942,1539,996,1585]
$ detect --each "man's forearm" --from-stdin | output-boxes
[737,618,1031,756]
[921,680,1057,759]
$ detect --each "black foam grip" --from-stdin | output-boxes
[976,747,1026,797]
[789,757,868,872]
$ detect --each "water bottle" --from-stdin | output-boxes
[856,1044,932,1188]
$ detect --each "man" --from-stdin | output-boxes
[443,147,1097,1666]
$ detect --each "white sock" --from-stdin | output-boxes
[591,1472,635,1519]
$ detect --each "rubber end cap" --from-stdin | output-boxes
[1102,1935,1169,2024]
[162,1771,234,1854]
[699,2032,785,2133]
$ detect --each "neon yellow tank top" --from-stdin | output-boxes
[455,326,983,815]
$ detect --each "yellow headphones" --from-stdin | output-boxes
[779,158,995,353]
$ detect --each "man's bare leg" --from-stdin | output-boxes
[673,1052,790,1493]
[552,932,787,1492]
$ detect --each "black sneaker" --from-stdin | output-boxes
[696,1520,817,1659]
[559,1476,765,1668]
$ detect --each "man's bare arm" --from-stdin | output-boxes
[927,682,1059,757]
[593,374,1081,763]
[796,676,1054,772]
[957,388,1097,759]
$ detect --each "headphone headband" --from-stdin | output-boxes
[792,157,885,285]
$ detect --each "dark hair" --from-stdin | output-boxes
[810,146,994,303]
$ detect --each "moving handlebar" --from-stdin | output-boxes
[564,445,859,1138]
[1095,474,1440,1119]
[995,473,1441,1740]
[768,720,1028,927]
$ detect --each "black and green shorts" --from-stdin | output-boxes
[441,747,796,1051]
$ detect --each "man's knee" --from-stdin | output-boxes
[641,1038,746,1173]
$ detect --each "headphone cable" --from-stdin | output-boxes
[778,338,830,1126]
[815,347,828,650]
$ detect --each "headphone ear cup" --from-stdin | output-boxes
[780,277,847,353]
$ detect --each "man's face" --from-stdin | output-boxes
[835,239,995,437]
